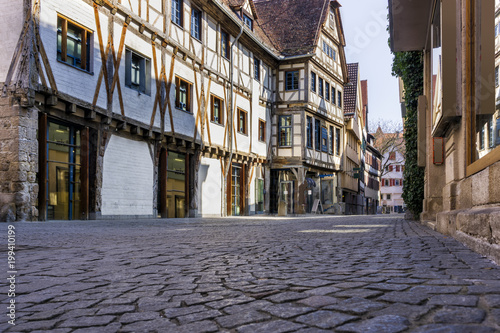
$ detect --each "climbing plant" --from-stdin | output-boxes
[391,51,425,218]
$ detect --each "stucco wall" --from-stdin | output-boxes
[101,135,154,216]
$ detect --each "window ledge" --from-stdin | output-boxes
[175,107,193,114]
[57,59,94,75]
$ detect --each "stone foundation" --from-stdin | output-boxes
[0,96,39,221]
[435,160,500,265]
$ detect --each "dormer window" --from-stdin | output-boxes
[243,14,253,30]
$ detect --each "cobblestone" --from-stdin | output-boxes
[1,215,500,331]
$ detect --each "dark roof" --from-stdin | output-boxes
[253,0,330,56]
[344,63,359,118]
[219,0,278,54]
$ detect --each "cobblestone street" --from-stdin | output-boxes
[1,215,500,332]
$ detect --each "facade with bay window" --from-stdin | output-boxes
[259,0,348,215]
[389,0,500,263]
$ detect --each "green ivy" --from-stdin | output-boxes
[391,51,425,218]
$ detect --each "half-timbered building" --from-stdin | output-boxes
[0,0,349,221]
[254,0,348,215]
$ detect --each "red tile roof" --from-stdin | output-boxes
[253,0,331,56]
[344,63,359,118]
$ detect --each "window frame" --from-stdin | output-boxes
[332,87,336,105]
[175,76,192,113]
[243,13,253,30]
[237,108,248,135]
[125,48,151,95]
[210,94,224,125]
[325,82,330,101]
[254,57,261,82]
[311,72,316,93]
[190,7,202,41]
[335,127,340,156]
[285,71,299,91]
[57,15,93,73]
[321,126,328,153]
[171,0,183,27]
[315,119,321,151]
[306,116,313,148]
[279,115,292,147]
[338,90,342,108]
[318,77,324,98]
[221,29,230,59]
[329,126,334,155]
[258,119,266,142]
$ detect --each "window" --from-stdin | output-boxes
[396,165,401,172]
[221,30,229,59]
[243,14,253,30]
[329,8,335,28]
[338,91,342,108]
[329,126,334,154]
[384,179,389,186]
[172,0,183,26]
[496,66,499,87]
[318,77,324,98]
[332,87,336,105]
[125,49,151,94]
[325,82,330,101]
[386,194,391,200]
[395,179,400,186]
[389,151,396,160]
[258,119,266,142]
[238,108,248,135]
[191,8,201,40]
[321,126,328,152]
[496,23,500,37]
[306,116,313,148]
[311,72,316,92]
[490,119,495,148]
[279,115,292,146]
[175,76,192,112]
[285,71,299,91]
[335,127,340,155]
[57,16,92,72]
[480,126,485,150]
[315,119,321,151]
[254,57,260,81]
[323,41,336,60]
[210,95,223,125]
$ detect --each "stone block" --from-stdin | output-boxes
[457,177,472,209]
[471,168,489,206]
[442,182,458,211]
[490,161,500,204]
[436,211,458,236]
[490,210,500,244]
[457,209,493,240]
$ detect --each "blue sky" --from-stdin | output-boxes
[340,0,402,129]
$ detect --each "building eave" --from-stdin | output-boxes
[388,0,434,52]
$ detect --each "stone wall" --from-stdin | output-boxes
[0,96,39,221]
[436,160,500,264]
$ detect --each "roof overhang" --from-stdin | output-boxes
[388,0,434,52]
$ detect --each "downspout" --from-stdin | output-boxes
[222,24,244,217]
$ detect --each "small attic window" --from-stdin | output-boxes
[243,14,253,30]
[329,8,335,29]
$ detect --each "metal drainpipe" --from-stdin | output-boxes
[222,25,244,217]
